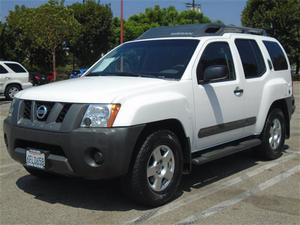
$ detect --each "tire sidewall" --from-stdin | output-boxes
[262,108,286,159]
[132,130,183,206]
[5,84,20,100]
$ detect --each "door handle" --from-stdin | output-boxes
[234,87,244,96]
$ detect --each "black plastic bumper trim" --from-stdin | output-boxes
[4,118,145,179]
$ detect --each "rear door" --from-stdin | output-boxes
[192,39,249,150]
[0,64,9,93]
[4,62,29,83]
[233,38,268,136]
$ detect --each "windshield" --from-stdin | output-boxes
[86,39,199,80]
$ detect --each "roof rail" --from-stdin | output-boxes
[137,24,267,40]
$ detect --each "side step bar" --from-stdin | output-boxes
[192,138,261,165]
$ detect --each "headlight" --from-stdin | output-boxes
[80,104,121,128]
[8,99,16,117]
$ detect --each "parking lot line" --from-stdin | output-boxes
[124,153,298,225]
[176,165,300,225]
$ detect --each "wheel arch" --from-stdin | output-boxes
[4,82,22,91]
[265,99,290,138]
[129,119,192,175]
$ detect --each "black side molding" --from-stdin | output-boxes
[198,117,256,138]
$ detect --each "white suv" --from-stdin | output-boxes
[0,61,32,100]
[3,24,295,206]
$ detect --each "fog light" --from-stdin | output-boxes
[93,151,104,165]
[85,148,104,167]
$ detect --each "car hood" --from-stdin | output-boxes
[16,76,173,103]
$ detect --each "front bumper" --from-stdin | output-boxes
[3,118,144,179]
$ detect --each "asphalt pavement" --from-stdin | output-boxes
[0,83,299,225]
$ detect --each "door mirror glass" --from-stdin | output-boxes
[203,65,228,82]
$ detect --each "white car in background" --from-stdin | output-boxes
[0,61,32,100]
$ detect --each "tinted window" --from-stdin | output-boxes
[5,63,26,73]
[197,42,235,82]
[87,40,199,80]
[0,65,8,74]
[263,41,288,71]
[235,39,266,78]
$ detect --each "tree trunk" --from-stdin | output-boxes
[52,50,56,81]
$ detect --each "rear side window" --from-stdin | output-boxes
[197,42,235,82]
[4,63,26,73]
[0,65,8,74]
[263,41,288,71]
[235,39,266,78]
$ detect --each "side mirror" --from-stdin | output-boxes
[203,65,228,83]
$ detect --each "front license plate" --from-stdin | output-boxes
[26,150,45,169]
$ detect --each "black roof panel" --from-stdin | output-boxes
[137,24,267,40]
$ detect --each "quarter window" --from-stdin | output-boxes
[4,63,26,73]
[235,39,266,78]
[0,65,8,74]
[197,42,235,82]
[263,41,288,71]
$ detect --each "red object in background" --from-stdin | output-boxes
[34,75,40,81]
[47,72,54,82]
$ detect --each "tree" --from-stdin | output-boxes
[112,5,211,45]
[242,0,300,74]
[21,1,80,80]
[69,0,113,66]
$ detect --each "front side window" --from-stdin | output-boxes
[86,39,199,80]
[4,63,27,73]
[197,42,236,82]
[0,65,8,74]
[235,39,266,78]
[263,41,288,71]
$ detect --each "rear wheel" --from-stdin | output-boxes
[5,84,21,100]
[258,108,286,160]
[123,130,183,206]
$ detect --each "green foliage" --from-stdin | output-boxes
[112,6,211,45]
[1,2,214,74]
[242,0,300,74]
[69,0,113,66]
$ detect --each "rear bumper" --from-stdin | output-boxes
[3,118,144,179]
[21,82,33,90]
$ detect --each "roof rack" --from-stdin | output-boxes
[137,24,267,40]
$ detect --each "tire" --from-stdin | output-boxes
[123,130,183,207]
[258,108,286,160]
[4,84,21,100]
[24,167,56,178]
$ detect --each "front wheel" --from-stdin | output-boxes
[123,130,183,207]
[258,108,286,160]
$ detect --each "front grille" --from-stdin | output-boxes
[56,103,71,123]
[19,100,73,125]
[23,101,32,119]
[15,139,65,157]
